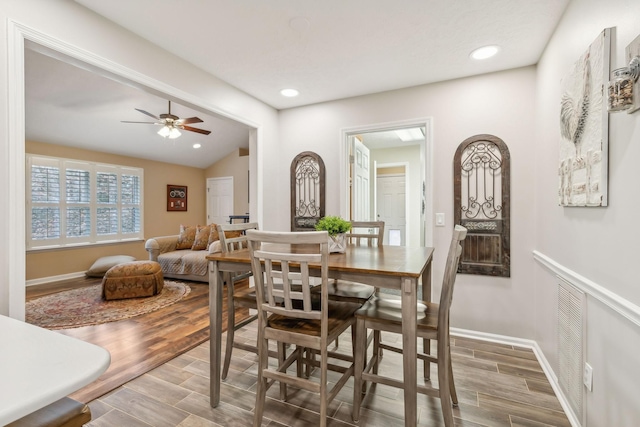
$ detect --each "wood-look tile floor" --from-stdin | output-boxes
[85,322,571,427]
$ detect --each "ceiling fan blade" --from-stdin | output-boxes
[121,121,160,124]
[181,125,211,135]
[135,108,159,120]
[176,117,203,125]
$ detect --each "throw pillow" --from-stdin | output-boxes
[224,230,243,239]
[86,255,136,277]
[176,224,197,250]
[192,225,211,250]
[207,223,220,247]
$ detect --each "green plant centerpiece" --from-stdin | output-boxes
[315,216,351,253]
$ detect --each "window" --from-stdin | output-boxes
[27,155,143,249]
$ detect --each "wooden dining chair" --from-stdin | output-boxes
[247,229,359,427]
[352,225,468,426]
[217,222,260,381]
[315,220,384,304]
[309,221,383,354]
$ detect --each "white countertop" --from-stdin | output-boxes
[0,315,111,425]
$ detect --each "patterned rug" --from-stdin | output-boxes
[26,281,191,330]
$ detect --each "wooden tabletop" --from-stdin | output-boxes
[207,244,434,279]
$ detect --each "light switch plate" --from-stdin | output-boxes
[626,33,640,114]
[435,213,445,227]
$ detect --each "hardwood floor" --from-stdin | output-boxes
[26,277,249,404]
[85,325,571,426]
[27,279,570,426]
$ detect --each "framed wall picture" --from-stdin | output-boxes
[167,184,187,211]
[558,28,611,207]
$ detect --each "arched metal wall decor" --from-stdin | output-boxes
[454,134,510,277]
[291,151,325,231]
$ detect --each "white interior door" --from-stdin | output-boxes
[207,177,234,225]
[352,138,371,220]
[376,174,406,245]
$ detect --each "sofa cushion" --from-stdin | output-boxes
[176,224,197,249]
[86,255,136,277]
[158,250,208,277]
[192,225,211,250]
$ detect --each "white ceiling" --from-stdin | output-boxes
[25,0,569,168]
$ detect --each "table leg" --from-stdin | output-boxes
[209,260,223,407]
[401,276,418,426]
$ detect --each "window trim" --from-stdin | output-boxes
[27,154,144,250]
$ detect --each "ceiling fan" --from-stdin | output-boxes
[121,100,211,139]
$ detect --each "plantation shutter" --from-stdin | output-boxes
[30,159,61,243]
[96,169,119,236]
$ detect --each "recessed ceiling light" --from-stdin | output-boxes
[193,143,201,149]
[470,45,500,60]
[280,88,299,97]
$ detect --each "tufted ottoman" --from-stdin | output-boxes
[102,260,164,300]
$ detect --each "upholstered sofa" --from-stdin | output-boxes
[145,224,224,283]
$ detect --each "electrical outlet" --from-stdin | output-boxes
[583,362,593,391]
[435,213,445,227]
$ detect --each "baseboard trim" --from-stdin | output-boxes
[451,327,582,427]
[533,250,640,328]
[26,271,86,287]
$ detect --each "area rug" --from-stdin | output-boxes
[26,280,191,330]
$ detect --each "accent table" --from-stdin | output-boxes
[207,244,434,426]
[0,315,111,425]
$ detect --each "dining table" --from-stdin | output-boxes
[207,243,434,426]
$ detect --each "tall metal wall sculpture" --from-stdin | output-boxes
[454,134,510,277]
[291,151,325,231]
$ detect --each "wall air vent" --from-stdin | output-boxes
[558,276,586,423]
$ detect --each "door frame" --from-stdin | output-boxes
[376,162,410,245]
[339,118,433,247]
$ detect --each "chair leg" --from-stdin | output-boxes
[278,341,287,401]
[448,343,458,406]
[437,339,454,427]
[373,330,381,374]
[319,346,329,427]
[221,276,235,380]
[253,331,268,427]
[423,337,430,381]
[352,318,366,423]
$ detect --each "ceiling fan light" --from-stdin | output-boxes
[157,126,171,138]
[168,127,182,139]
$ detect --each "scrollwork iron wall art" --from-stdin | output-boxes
[290,151,325,231]
[460,141,503,220]
[454,134,510,277]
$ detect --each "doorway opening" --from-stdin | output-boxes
[7,20,260,318]
[340,119,433,247]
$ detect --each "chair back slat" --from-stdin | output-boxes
[217,222,259,253]
[248,230,328,322]
[346,221,385,247]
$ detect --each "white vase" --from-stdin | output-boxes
[328,233,347,253]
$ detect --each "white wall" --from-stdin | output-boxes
[0,0,279,318]
[534,0,640,425]
[279,66,538,338]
